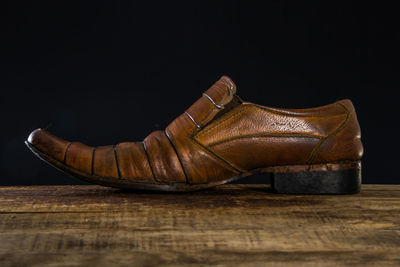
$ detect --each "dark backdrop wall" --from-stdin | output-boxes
[1,1,399,185]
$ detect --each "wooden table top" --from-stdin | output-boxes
[0,184,399,266]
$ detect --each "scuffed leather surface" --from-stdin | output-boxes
[27,75,363,186]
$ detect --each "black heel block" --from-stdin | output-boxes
[270,161,361,194]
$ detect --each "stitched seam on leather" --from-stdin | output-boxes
[174,115,240,178]
[257,105,347,118]
[164,130,189,184]
[208,133,322,147]
[91,146,96,175]
[190,137,242,174]
[63,142,72,163]
[337,102,350,113]
[113,145,122,179]
[193,142,244,173]
[307,103,350,164]
[142,141,160,183]
[28,142,175,184]
[187,111,243,173]
[195,105,248,139]
[253,104,345,117]
[196,104,347,140]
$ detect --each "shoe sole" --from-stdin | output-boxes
[26,140,361,194]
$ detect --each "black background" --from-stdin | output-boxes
[1,1,399,185]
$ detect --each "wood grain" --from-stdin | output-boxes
[0,185,399,266]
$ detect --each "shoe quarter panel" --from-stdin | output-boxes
[194,103,347,170]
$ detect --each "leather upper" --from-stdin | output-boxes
[27,76,363,185]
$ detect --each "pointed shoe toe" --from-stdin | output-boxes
[26,76,363,194]
[26,128,70,163]
[26,129,161,190]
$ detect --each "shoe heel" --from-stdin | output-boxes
[270,161,361,194]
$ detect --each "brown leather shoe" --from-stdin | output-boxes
[26,76,363,194]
